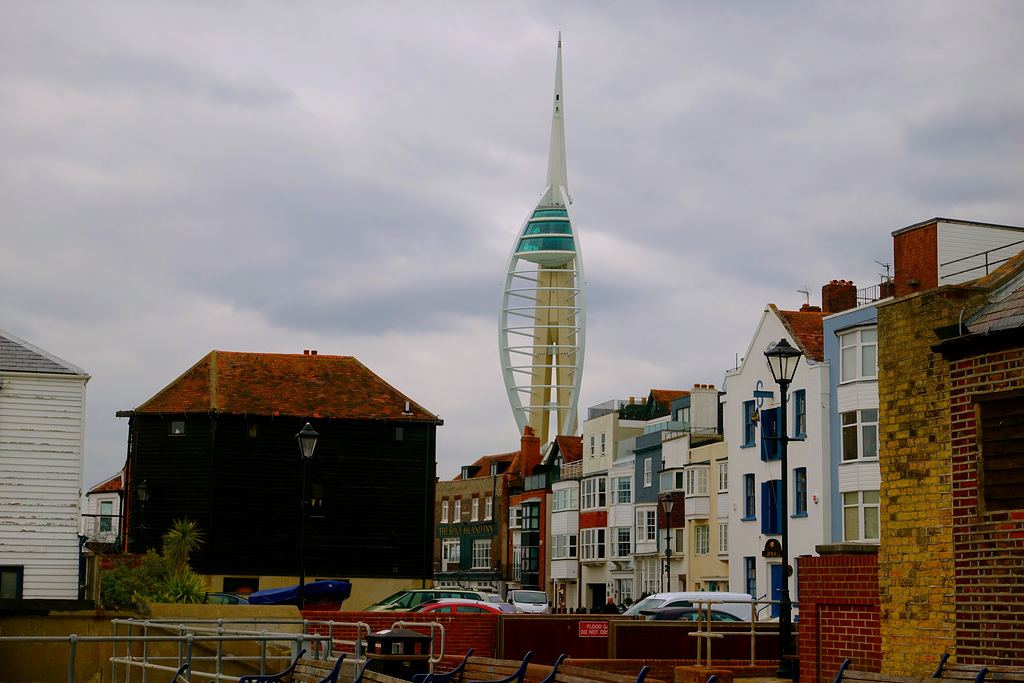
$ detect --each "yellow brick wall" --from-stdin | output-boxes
[876,288,973,674]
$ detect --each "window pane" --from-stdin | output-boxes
[843,425,858,460]
[862,344,877,377]
[862,424,878,458]
[844,507,860,541]
[860,329,877,343]
[864,490,880,504]
[864,506,880,540]
[841,346,856,381]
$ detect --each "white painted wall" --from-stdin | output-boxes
[723,308,831,616]
[0,371,88,599]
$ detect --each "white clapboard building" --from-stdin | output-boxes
[0,328,90,599]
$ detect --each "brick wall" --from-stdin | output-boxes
[893,222,938,298]
[947,346,1024,664]
[877,287,958,675]
[797,546,881,683]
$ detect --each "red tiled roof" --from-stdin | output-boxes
[556,435,583,464]
[89,473,123,494]
[650,390,689,405]
[772,305,827,362]
[452,451,519,480]
[134,351,438,421]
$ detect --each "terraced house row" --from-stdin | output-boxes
[432,217,1024,638]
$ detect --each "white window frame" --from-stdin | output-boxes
[590,435,595,456]
[553,487,579,512]
[471,497,479,522]
[718,462,728,492]
[442,537,460,565]
[441,500,449,524]
[695,525,710,555]
[581,527,606,560]
[644,458,652,487]
[636,508,656,542]
[582,477,606,510]
[601,432,606,455]
[686,468,708,495]
[472,539,491,568]
[719,522,728,553]
[454,499,462,522]
[553,533,578,559]
[843,490,881,542]
[842,409,879,461]
[840,328,878,382]
[615,476,631,504]
[485,495,493,521]
[612,527,631,557]
[509,506,522,529]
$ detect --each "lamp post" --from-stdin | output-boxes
[136,480,150,549]
[296,422,319,609]
[659,493,675,593]
[764,338,803,679]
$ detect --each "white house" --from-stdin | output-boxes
[81,471,123,546]
[723,305,830,618]
[0,328,90,599]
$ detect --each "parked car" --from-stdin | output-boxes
[640,607,745,622]
[622,591,754,620]
[506,589,550,614]
[364,588,492,611]
[206,592,250,605]
[414,598,516,614]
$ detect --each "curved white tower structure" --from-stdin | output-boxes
[499,34,586,445]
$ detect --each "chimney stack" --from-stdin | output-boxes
[520,426,542,476]
[822,280,857,314]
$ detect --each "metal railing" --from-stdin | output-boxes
[941,239,1024,281]
[683,596,797,667]
[0,617,384,683]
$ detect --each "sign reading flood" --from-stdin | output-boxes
[578,621,609,638]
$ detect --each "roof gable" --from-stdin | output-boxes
[134,350,437,421]
[0,328,88,376]
[773,305,827,362]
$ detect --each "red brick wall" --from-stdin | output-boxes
[797,551,881,683]
[948,348,1024,664]
[893,223,937,298]
[303,610,499,659]
[580,511,608,528]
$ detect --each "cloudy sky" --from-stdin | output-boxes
[3,2,1023,489]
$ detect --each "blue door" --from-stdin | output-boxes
[770,564,783,618]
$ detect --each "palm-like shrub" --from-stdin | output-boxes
[99,518,210,609]
[162,519,205,572]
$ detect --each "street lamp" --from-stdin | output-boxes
[296,422,319,609]
[764,338,803,679]
[659,493,675,593]
[137,480,150,548]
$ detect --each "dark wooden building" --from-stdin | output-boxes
[118,349,441,592]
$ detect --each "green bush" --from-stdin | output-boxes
[100,550,171,609]
[99,518,210,609]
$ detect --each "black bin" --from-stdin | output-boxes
[364,628,432,680]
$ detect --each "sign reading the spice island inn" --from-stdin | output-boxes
[438,523,494,538]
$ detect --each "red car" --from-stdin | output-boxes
[414,598,516,614]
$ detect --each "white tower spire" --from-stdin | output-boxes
[499,33,586,445]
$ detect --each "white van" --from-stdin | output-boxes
[622,591,754,621]
[506,589,550,613]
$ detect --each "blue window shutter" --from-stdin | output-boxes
[760,408,779,461]
[761,481,770,534]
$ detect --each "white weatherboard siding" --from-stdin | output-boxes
[938,222,1024,285]
[0,372,88,599]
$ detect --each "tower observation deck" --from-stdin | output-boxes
[499,34,586,445]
